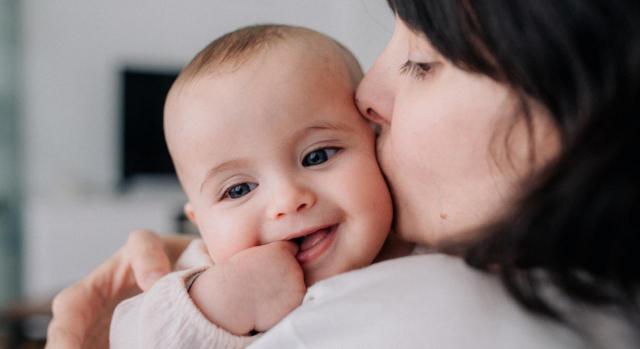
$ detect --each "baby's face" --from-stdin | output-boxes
[166,39,392,285]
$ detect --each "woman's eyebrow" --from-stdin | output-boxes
[200,158,251,193]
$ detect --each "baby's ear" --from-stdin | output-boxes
[183,203,197,224]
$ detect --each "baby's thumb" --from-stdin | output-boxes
[275,240,300,257]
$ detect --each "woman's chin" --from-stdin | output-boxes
[394,214,450,249]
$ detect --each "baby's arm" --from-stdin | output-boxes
[189,241,307,335]
[109,268,256,349]
[110,241,305,348]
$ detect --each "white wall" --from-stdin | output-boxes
[20,0,394,297]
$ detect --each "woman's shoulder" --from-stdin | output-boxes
[254,254,586,348]
[308,252,498,302]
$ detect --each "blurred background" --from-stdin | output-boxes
[0,0,393,347]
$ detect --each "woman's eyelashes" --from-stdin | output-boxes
[399,60,433,80]
[223,182,258,199]
[302,147,341,167]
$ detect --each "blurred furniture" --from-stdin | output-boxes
[0,298,50,349]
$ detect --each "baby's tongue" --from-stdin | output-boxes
[299,228,330,252]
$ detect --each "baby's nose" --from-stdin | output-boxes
[268,182,317,220]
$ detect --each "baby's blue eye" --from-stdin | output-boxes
[225,183,258,199]
[302,148,340,167]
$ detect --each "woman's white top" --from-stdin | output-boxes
[111,240,639,348]
[253,251,638,348]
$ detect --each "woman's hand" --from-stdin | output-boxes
[45,230,193,349]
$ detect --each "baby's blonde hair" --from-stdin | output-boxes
[174,24,362,86]
[164,24,363,194]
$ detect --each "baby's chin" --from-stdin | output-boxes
[302,265,337,286]
[303,272,330,287]
[302,259,367,286]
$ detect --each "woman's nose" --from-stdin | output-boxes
[355,53,395,128]
[268,181,317,220]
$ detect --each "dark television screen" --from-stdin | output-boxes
[121,68,179,185]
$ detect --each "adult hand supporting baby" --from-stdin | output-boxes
[45,230,193,349]
[189,241,306,336]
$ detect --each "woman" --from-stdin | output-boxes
[46,0,640,348]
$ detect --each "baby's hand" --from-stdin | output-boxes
[189,241,306,335]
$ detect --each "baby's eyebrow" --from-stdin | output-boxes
[200,158,251,193]
[297,121,355,138]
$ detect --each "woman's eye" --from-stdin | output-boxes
[399,60,433,80]
[224,182,258,199]
[302,147,340,167]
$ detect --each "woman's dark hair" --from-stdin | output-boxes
[387,0,640,320]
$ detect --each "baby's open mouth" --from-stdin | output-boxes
[291,224,338,264]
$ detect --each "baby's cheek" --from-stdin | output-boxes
[366,180,394,231]
[200,220,259,263]
[348,155,393,224]
[342,157,393,263]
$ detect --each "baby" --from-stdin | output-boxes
[110,24,396,348]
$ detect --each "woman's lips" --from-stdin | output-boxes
[295,225,338,264]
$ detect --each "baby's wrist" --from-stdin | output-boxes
[188,265,257,335]
[186,268,206,293]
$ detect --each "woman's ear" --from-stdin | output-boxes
[184,203,197,224]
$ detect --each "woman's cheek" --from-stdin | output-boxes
[388,110,433,181]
